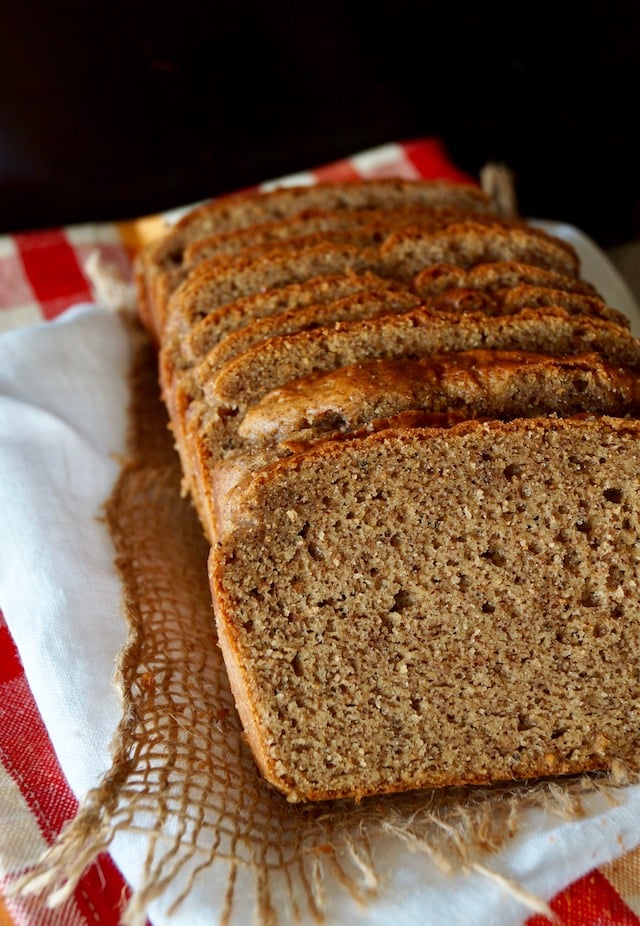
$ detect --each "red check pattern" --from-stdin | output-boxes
[1,137,639,925]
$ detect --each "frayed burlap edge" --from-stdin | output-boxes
[9,308,638,926]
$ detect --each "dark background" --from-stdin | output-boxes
[1,1,638,247]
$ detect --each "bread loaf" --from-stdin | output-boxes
[135,177,640,802]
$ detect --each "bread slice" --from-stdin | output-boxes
[185,309,640,539]
[209,415,640,801]
[379,222,579,279]
[182,204,505,269]
[413,259,600,296]
[238,350,640,445]
[137,179,493,338]
[200,288,423,381]
[165,222,580,346]
[180,272,410,366]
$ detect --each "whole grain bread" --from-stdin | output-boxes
[137,179,493,338]
[198,308,640,413]
[238,350,640,445]
[159,280,416,460]
[210,415,640,801]
[412,259,599,296]
[182,204,508,269]
[207,351,640,537]
[200,288,423,380]
[184,309,640,539]
[180,272,410,365]
[165,223,580,346]
[136,176,640,803]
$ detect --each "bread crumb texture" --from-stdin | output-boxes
[212,418,640,800]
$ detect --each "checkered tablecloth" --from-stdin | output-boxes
[1,138,640,925]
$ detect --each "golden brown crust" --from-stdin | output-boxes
[200,306,640,409]
[238,350,640,445]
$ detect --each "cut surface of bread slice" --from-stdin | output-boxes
[210,415,640,801]
[137,178,493,338]
[165,223,581,346]
[182,259,607,372]
[182,204,507,269]
[429,284,628,328]
[412,259,598,297]
[179,272,410,367]
[166,243,377,344]
[161,287,419,486]
[185,309,640,539]
[201,288,424,381]
[158,280,416,460]
[379,222,580,279]
[198,308,640,413]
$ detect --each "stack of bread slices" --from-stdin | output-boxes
[136,178,640,803]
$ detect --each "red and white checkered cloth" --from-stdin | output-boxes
[1,138,640,926]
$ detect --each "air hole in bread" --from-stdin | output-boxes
[607,564,625,588]
[482,549,507,567]
[517,714,535,731]
[503,462,524,480]
[390,589,413,612]
[580,587,600,608]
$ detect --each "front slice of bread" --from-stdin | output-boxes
[210,416,640,802]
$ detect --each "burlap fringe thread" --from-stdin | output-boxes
[9,276,635,925]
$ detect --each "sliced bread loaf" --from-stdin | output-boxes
[165,223,581,346]
[185,309,640,539]
[137,176,640,804]
[238,350,640,445]
[137,179,493,338]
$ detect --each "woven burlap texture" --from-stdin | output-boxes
[16,320,629,926]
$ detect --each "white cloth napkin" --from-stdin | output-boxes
[0,305,129,796]
[1,225,640,925]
